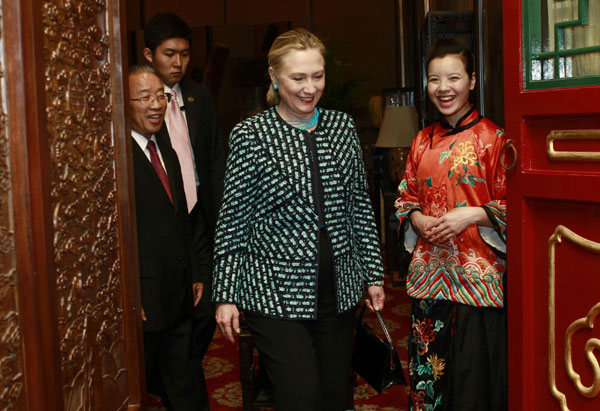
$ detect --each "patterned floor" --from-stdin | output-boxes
[204,281,410,410]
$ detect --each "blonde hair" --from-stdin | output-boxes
[266,28,326,106]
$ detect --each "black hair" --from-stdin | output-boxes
[426,37,474,76]
[144,13,192,54]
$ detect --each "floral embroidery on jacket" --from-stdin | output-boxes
[450,141,477,172]
[422,185,448,218]
[446,141,486,187]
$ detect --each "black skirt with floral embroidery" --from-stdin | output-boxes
[408,298,507,411]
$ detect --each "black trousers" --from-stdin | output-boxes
[190,197,218,410]
[144,308,202,410]
[192,294,216,410]
[245,229,355,411]
[246,309,355,411]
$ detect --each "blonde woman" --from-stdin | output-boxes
[212,28,385,410]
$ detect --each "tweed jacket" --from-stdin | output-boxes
[212,107,384,319]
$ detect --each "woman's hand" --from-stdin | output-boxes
[409,211,435,238]
[365,285,385,311]
[428,206,490,244]
[215,303,241,343]
[410,211,451,248]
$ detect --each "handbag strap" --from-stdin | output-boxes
[375,310,394,347]
[357,304,395,347]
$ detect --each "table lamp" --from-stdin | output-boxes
[375,105,419,184]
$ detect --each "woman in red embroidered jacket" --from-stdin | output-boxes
[395,38,507,411]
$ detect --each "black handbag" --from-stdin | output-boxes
[351,305,407,393]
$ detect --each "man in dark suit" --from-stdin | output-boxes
[128,65,211,409]
[143,13,226,409]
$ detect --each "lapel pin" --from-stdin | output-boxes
[187,97,195,102]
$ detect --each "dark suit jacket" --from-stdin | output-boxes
[132,129,211,332]
[179,78,226,233]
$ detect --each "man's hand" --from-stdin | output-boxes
[365,285,385,312]
[215,303,241,343]
[192,282,204,307]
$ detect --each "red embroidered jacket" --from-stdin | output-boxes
[395,108,507,308]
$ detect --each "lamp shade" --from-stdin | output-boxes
[375,105,419,148]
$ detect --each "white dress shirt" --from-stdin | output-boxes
[131,130,168,174]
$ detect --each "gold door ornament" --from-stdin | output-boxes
[547,129,600,161]
[549,225,600,411]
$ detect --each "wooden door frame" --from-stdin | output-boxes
[3,0,144,408]
[5,0,64,407]
[109,0,147,406]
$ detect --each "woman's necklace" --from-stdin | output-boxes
[277,106,319,130]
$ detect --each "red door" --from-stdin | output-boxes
[504,1,600,410]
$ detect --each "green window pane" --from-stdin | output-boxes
[524,0,600,89]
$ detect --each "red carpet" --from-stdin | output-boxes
[204,281,410,410]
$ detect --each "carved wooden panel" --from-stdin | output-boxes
[42,0,129,409]
[0,2,27,408]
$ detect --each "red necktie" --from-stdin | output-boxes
[167,90,197,212]
[146,140,173,203]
